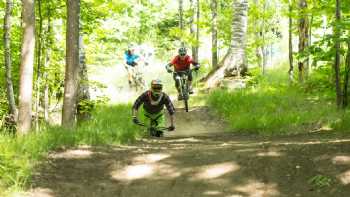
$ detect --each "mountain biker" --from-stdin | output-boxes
[132,79,175,136]
[166,47,200,100]
[124,47,140,85]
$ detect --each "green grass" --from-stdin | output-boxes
[0,104,140,195]
[207,68,350,134]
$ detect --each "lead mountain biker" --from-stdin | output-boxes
[132,79,175,136]
[166,47,200,100]
[124,47,140,86]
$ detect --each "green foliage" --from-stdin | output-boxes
[207,69,343,134]
[308,174,332,189]
[0,104,140,194]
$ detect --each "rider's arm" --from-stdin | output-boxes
[132,92,147,118]
[166,63,173,72]
[164,94,175,126]
[189,57,199,66]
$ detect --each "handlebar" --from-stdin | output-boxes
[135,122,173,131]
[168,67,199,74]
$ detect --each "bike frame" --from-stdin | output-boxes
[136,122,171,137]
[174,69,195,112]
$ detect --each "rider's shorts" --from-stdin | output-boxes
[141,109,165,128]
[173,69,193,87]
[126,61,137,67]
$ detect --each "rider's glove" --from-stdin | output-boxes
[168,125,175,131]
[132,116,140,124]
[166,64,173,73]
[194,64,200,71]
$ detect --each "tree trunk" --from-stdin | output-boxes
[211,0,218,68]
[253,0,263,71]
[334,0,342,107]
[261,0,267,74]
[205,0,248,88]
[77,36,91,122]
[43,11,52,122]
[4,0,18,119]
[62,0,80,128]
[298,0,309,83]
[18,0,36,134]
[194,0,199,62]
[35,0,43,131]
[308,14,313,73]
[179,0,184,47]
[190,0,196,59]
[288,0,294,82]
[343,40,350,108]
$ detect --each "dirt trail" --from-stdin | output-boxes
[24,107,350,197]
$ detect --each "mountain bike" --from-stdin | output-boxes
[172,69,197,112]
[135,115,172,137]
[132,66,147,91]
[125,63,147,91]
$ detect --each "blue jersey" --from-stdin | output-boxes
[124,51,139,64]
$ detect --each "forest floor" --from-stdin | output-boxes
[21,106,350,197]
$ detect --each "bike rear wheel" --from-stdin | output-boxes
[182,82,189,112]
[184,98,189,112]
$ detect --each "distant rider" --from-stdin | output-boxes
[132,79,175,137]
[124,47,140,85]
[166,47,200,100]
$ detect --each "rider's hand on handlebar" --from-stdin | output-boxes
[168,125,175,131]
[132,116,140,124]
[167,68,173,73]
[194,64,200,71]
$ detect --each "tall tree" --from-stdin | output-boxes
[77,35,91,122]
[288,0,294,82]
[18,0,36,134]
[297,0,309,82]
[3,0,18,119]
[62,0,80,127]
[205,0,249,88]
[343,40,350,107]
[194,0,200,62]
[43,12,52,121]
[34,0,43,131]
[260,0,267,74]
[334,0,342,107]
[179,0,184,46]
[190,0,196,58]
[189,0,199,62]
[211,0,218,68]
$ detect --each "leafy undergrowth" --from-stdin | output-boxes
[207,68,350,135]
[0,104,139,195]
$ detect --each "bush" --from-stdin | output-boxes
[207,69,342,134]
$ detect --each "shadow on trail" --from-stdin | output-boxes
[28,133,350,197]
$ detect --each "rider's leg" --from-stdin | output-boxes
[188,70,194,94]
[173,73,182,100]
[142,110,165,137]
